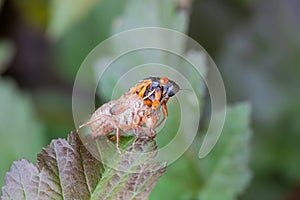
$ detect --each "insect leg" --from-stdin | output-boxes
[161,100,169,117]
[154,102,168,128]
[116,127,121,153]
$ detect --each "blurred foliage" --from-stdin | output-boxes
[54,0,125,81]
[0,40,14,74]
[215,0,300,199]
[198,104,251,200]
[48,0,99,38]
[12,0,48,30]
[112,0,187,34]
[0,79,45,190]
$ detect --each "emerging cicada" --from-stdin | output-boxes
[79,77,180,151]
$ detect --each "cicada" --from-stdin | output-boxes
[78,77,180,151]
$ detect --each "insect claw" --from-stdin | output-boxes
[109,135,116,141]
[117,147,122,154]
[149,136,155,141]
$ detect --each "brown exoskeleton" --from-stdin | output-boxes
[78,77,180,152]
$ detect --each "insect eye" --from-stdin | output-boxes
[160,77,169,85]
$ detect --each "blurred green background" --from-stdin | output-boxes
[0,0,299,199]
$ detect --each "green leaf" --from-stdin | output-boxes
[0,78,45,191]
[113,0,187,34]
[47,0,100,39]
[53,0,125,80]
[91,137,166,199]
[198,103,252,200]
[2,131,166,199]
[149,155,203,200]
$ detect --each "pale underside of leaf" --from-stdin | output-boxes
[2,131,103,200]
